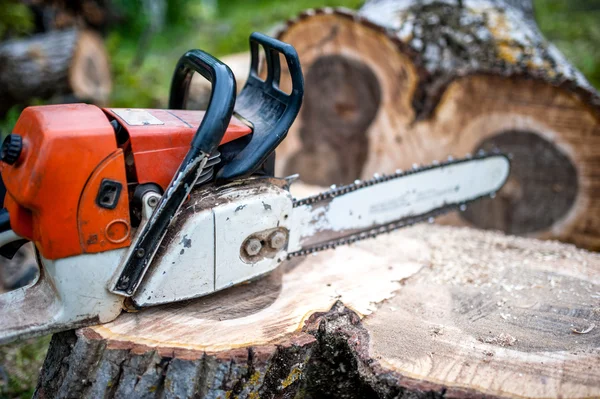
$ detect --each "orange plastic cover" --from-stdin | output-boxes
[1,104,130,260]
[2,105,253,260]
[104,108,252,190]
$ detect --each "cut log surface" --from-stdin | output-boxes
[36,224,600,398]
[268,0,600,250]
[0,28,111,113]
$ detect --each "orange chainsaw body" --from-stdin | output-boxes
[1,103,252,260]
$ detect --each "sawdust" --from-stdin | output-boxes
[478,332,517,347]
[571,324,596,334]
[365,225,600,398]
[410,224,596,294]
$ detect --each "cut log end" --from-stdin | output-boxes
[0,29,112,113]
[35,225,600,398]
[284,55,381,185]
[69,30,111,105]
[462,130,579,234]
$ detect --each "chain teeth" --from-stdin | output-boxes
[287,202,463,259]
[293,151,493,207]
[288,151,504,259]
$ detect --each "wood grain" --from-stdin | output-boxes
[366,226,600,398]
[90,231,427,353]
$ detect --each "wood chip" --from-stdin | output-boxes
[571,323,595,334]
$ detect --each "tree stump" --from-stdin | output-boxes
[0,28,111,113]
[35,224,600,398]
[265,0,600,251]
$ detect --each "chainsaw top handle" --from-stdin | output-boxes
[169,49,237,154]
[217,32,304,182]
[111,50,236,297]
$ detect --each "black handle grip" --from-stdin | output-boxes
[216,32,304,182]
[169,49,237,153]
[112,50,236,296]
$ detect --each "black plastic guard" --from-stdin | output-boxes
[216,32,304,182]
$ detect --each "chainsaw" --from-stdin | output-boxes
[0,33,510,344]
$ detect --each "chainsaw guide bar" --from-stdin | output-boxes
[288,152,510,258]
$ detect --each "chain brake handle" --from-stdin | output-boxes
[110,49,236,296]
[216,32,304,182]
[111,33,303,296]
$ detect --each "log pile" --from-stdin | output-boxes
[35,224,600,398]
[0,28,111,113]
[187,0,600,251]
[0,0,112,114]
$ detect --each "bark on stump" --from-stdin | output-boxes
[35,224,600,398]
[264,0,600,250]
[0,28,111,113]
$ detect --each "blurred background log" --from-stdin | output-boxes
[0,0,113,116]
[0,29,111,114]
[188,52,249,110]
[25,0,112,33]
[259,0,600,251]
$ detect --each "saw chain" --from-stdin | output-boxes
[289,150,505,258]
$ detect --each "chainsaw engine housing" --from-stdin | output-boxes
[1,104,252,260]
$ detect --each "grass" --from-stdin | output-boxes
[0,336,51,398]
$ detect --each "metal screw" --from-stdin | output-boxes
[147,196,159,208]
[269,231,287,250]
[244,238,262,256]
[136,248,145,258]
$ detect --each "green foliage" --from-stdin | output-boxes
[0,107,24,138]
[0,1,34,39]
[0,336,51,398]
[106,0,364,108]
[211,0,364,55]
[534,0,600,88]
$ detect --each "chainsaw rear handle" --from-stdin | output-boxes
[111,51,236,296]
[216,32,304,182]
